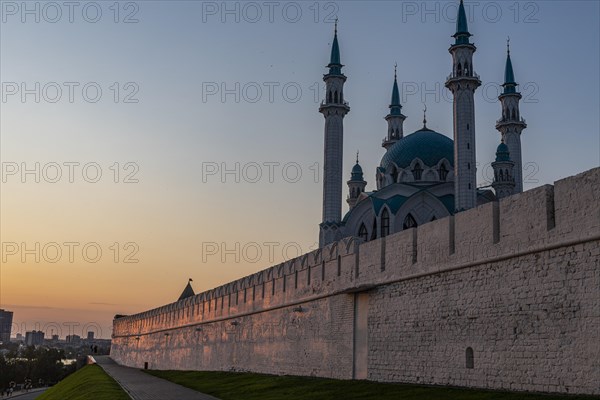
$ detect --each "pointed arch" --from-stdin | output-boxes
[403,213,418,230]
[358,223,368,242]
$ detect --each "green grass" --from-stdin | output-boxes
[37,364,129,400]
[146,370,599,400]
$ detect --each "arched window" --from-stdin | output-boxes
[358,223,368,242]
[412,163,423,181]
[439,164,448,181]
[466,347,474,369]
[370,218,377,241]
[499,169,504,181]
[328,91,332,103]
[390,166,399,183]
[380,209,390,238]
[457,63,462,76]
[334,91,339,104]
[403,213,417,230]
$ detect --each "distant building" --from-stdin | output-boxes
[25,330,44,346]
[52,334,59,342]
[87,331,94,341]
[15,333,23,342]
[0,310,14,344]
[66,334,81,344]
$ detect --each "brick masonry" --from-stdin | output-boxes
[111,167,600,395]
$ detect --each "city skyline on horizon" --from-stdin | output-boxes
[1,1,599,338]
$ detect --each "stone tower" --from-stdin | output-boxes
[491,140,516,199]
[495,40,526,193]
[382,65,406,150]
[347,153,366,210]
[319,21,350,247]
[445,0,481,211]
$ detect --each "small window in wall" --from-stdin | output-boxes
[466,347,474,369]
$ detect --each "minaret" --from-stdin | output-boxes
[347,152,367,210]
[492,140,516,199]
[319,20,350,247]
[445,0,481,211]
[383,64,406,150]
[496,38,526,193]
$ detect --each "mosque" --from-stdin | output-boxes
[319,0,527,247]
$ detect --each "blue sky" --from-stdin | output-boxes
[1,1,599,337]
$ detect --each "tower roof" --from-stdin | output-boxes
[453,0,472,45]
[502,39,517,94]
[495,141,511,162]
[327,20,343,75]
[350,152,364,181]
[178,279,195,301]
[389,64,402,115]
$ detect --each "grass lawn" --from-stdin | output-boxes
[146,370,599,400]
[37,364,129,400]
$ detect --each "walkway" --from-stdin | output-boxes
[95,356,220,400]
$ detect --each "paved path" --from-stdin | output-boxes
[95,356,220,400]
[1,388,47,399]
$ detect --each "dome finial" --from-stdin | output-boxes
[394,62,397,80]
[507,36,511,55]
[334,17,338,35]
[356,150,360,164]
[422,103,428,128]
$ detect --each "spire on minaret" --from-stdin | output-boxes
[328,18,342,75]
[422,104,428,129]
[453,0,472,45]
[383,64,406,149]
[502,37,517,94]
[390,63,402,115]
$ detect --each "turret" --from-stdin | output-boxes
[347,152,367,210]
[491,140,515,199]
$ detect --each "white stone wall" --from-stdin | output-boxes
[112,168,600,395]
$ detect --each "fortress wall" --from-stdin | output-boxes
[112,168,600,394]
[111,294,355,379]
[367,239,599,394]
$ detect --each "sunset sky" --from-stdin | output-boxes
[1,1,598,339]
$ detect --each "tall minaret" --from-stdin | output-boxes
[319,20,350,247]
[445,0,481,211]
[383,64,406,150]
[495,39,526,193]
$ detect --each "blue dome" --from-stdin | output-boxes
[380,128,454,171]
